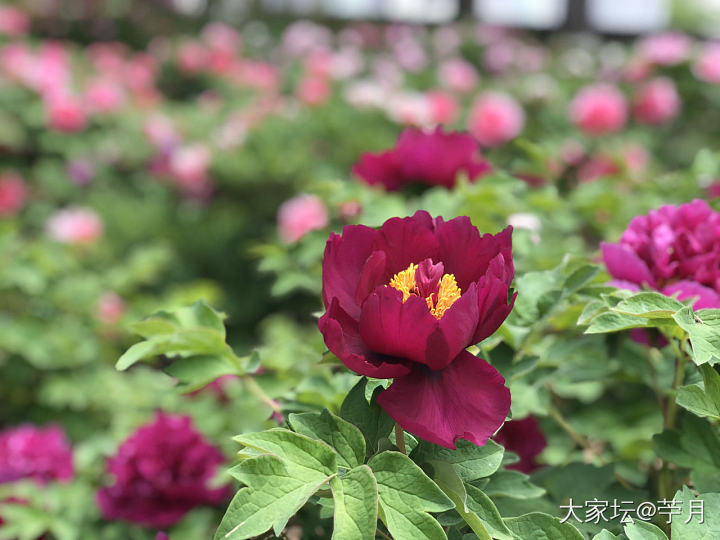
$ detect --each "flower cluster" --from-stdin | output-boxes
[319,211,514,448]
[602,199,720,308]
[0,424,74,484]
[96,412,230,528]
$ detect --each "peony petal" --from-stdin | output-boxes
[427,282,480,370]
[322,224,379,319]
[352,151,404,191]
[355,250,388,305]
[661,280,720,309]
[601,242,657,288]
[359,286,440,368]
[435,219,514,291]
[372,211,440,276]
[319,298,411,379]
[472,274,516,343]
[377,350,510,449]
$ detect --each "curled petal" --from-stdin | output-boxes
[601,242,657,288]
[322,225,379,319]
[355,250,388,305]
[377,350,510,449]
[359,287,439,368]
[319,298,411,379]
[472,274,516,343]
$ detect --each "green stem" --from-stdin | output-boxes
[548,403,591,451]
[242,375,283,420]
[395,423,406,455]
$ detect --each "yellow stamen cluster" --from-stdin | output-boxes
[388,263,461,319]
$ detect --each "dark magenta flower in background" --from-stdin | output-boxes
[601,199,720,308]
[352,127,492,191]
[0,424,74,484]
[319,211,514,448]
[493,416,547,474]
[97,412,230,528]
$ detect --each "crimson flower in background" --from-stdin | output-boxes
[352,127,492,191]
[601,199,720,308]
[493,416,547,474]
[97,412,230,528]
[319,211,514,448]
[0,425,74,484]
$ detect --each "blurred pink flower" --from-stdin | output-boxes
[560,139,586,166]
[468,92,525,147]
[97,292,126,325]
[0,425,74,484]
[296,76,331,106]
[277,194,329,244]
[202,22,241,54]
[638,32,691,66]
[46,94,87,132]
[577,155,620,183]
[438,58,478,94]
[427,91,458,125]
[632,77,680,125]
[46,207,103,244]
[0,6,30,37]
[694,43,720,84]
[67,159,95,186]
[386,92,433,127]
[494,416,546,473]
[707,181,720,199]
[282,21,332,57]
[0,173,28,217]
[338,200,362,220]
[177,41,209,73]
[433,26,461,57]
[344,80,387,109]
[169,144,212,197]
[569,84,627,135]
[85,79,126,113]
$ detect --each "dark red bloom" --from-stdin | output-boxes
[319,211,514,448]
[0,425,74,484]
[494,416,547,474]
[96,412,230,528]
[601,199,720,309]
[352,127,492,191]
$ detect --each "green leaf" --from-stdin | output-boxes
[482,470,546,499]
[584,312,653,334]
[217,455,333,539]
[165,354,237,391]
[416,439,505,482]
[563,264,600,294]
[503,512,584,540]
[676,364,720,419]
[624,521,669,540]
[340,377,394,457]
[369,451,454,540]
[116,340,156,371]
[289,409,366,469]
[613,292,684,319]
[330,465,378,540]
[592,531,621,540]
[673,307,720,365]
[463,484,515,540]
[671,486,720,539]
[234,429,337,477]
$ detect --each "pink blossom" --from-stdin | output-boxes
[96,292,125,325]
[46,207,103,244]
[0,425,74,484]
[386,92,433,127]
[0,173,28,217]
[438,58,478,94]
[0,6,30,37]
[632,77,680,125]
[338,200,362,220]
[201,22,241,54]
[144,114,180,150]
[282,21,332,57]
[468,92,525,147]
[569,84,627,135]
[85,79,126,113]
[176,41,209,73]
[169,144,213,197]
[427,91,458,126]
[45,94,87,133]
[277,194,329,244]
[296,76,331,106]
[638,32,691,66]
[97,412,230,528]
[694,43,720,84]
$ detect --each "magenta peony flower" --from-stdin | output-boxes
[632,77,680,125]
[467,92,525,147]
[46,207,103,244]
[694,43,720,84]
[97,412,230,528]
[277,194,329,244]
[0,425,74,484]
[494,416,547,474]
[353,127,492,191]
[318,211,514,448]
[602,199,720,309]
[569,84,627,135]
[0,173,28,217]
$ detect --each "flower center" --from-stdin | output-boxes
[388,259,461,319]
